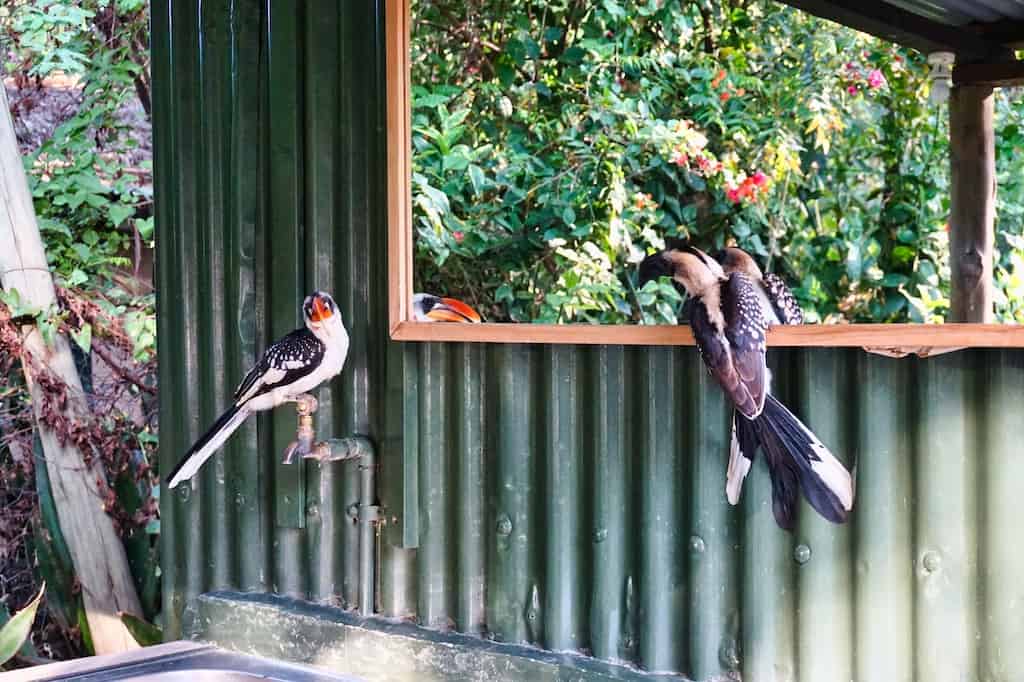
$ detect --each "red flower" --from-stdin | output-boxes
[720,92,731,103]
[453,230,465,243]
[726,187,741,204]
[751,171,768,186]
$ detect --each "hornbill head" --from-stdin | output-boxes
[638,244,725,297]
[303,290,340,330]
[715,246,764,281]
[411,293,482,323]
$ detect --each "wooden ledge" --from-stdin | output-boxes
[390,321,1024,348]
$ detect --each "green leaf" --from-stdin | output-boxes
[0,584,44,666]
[119,612,162,647]
[108,203,135,227]
[468,165,486,196]
[892,245,915,263]
[0,289,40,318]
[135,217,155,241]
[560,46,585,65]
[67,268,89,287]
[70,323,92,353]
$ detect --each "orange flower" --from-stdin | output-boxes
[712,69,727,88]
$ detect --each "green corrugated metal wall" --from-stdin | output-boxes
[154,2,1024,680]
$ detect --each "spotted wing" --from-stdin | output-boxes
[690,290,763,419]
[721,273,768,416]
[764,272,803,325]
[233,328,326,406]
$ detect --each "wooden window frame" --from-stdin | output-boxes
[385,0,1024,348]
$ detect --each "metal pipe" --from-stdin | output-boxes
[295,429,378,616]
[357,441,378,617]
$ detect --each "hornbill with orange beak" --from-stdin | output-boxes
[411,293,482,323]
[639,245,853,529]
[167,290,349,488]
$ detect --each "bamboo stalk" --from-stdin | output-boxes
[0,85,142,654]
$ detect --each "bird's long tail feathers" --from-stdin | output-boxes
[167,405,250,488]
[726,412,758,505]
[749,395,854,530]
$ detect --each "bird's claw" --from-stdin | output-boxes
[293,394,318,415]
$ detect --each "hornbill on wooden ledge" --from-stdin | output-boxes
[411,293,482,323]
[166,290,349,488]
[639,245,853,529]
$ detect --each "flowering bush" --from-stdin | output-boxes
[411,0,1024,324]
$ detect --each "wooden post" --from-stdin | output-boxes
[0,86,142,652]
[949,83,996,322]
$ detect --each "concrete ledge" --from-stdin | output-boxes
[185,591,690,681]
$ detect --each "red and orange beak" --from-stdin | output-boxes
[425,297,482,323]
[310,295,333,322]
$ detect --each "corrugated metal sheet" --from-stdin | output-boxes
[155,2,1024,680]
[153,0,388,624]
[886,0,1024,25]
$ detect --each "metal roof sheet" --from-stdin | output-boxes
[779,0,1024,58]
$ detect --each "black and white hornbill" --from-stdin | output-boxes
[411,293,482,323]
[166,290,349,489]
[716,247,803,326]
[716,246,804,508]
[639,245,853,529]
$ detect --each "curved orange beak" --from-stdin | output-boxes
[311,296,332,322]
[425,297,481,323]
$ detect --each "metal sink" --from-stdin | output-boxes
[4,641,363,682]
[105,674,279,681]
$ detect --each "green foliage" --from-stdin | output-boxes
[30,436,93,656]
[119,612,162,647]
[5,0,151,287]
[0,584,43,667]
[1,0,158,661]
[10,1,94,76]
[411,0,1024,323]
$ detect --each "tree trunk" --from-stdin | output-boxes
[0,85,142,654]
[949,83,995,323]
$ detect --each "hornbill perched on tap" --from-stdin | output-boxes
[167,290,349,488]
[639,244,854,529]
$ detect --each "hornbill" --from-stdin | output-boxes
[167,290,349,488]
[716,247,803,325]
[639,245,853,529]
[716,246,803,507]
[411,293,482,323]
